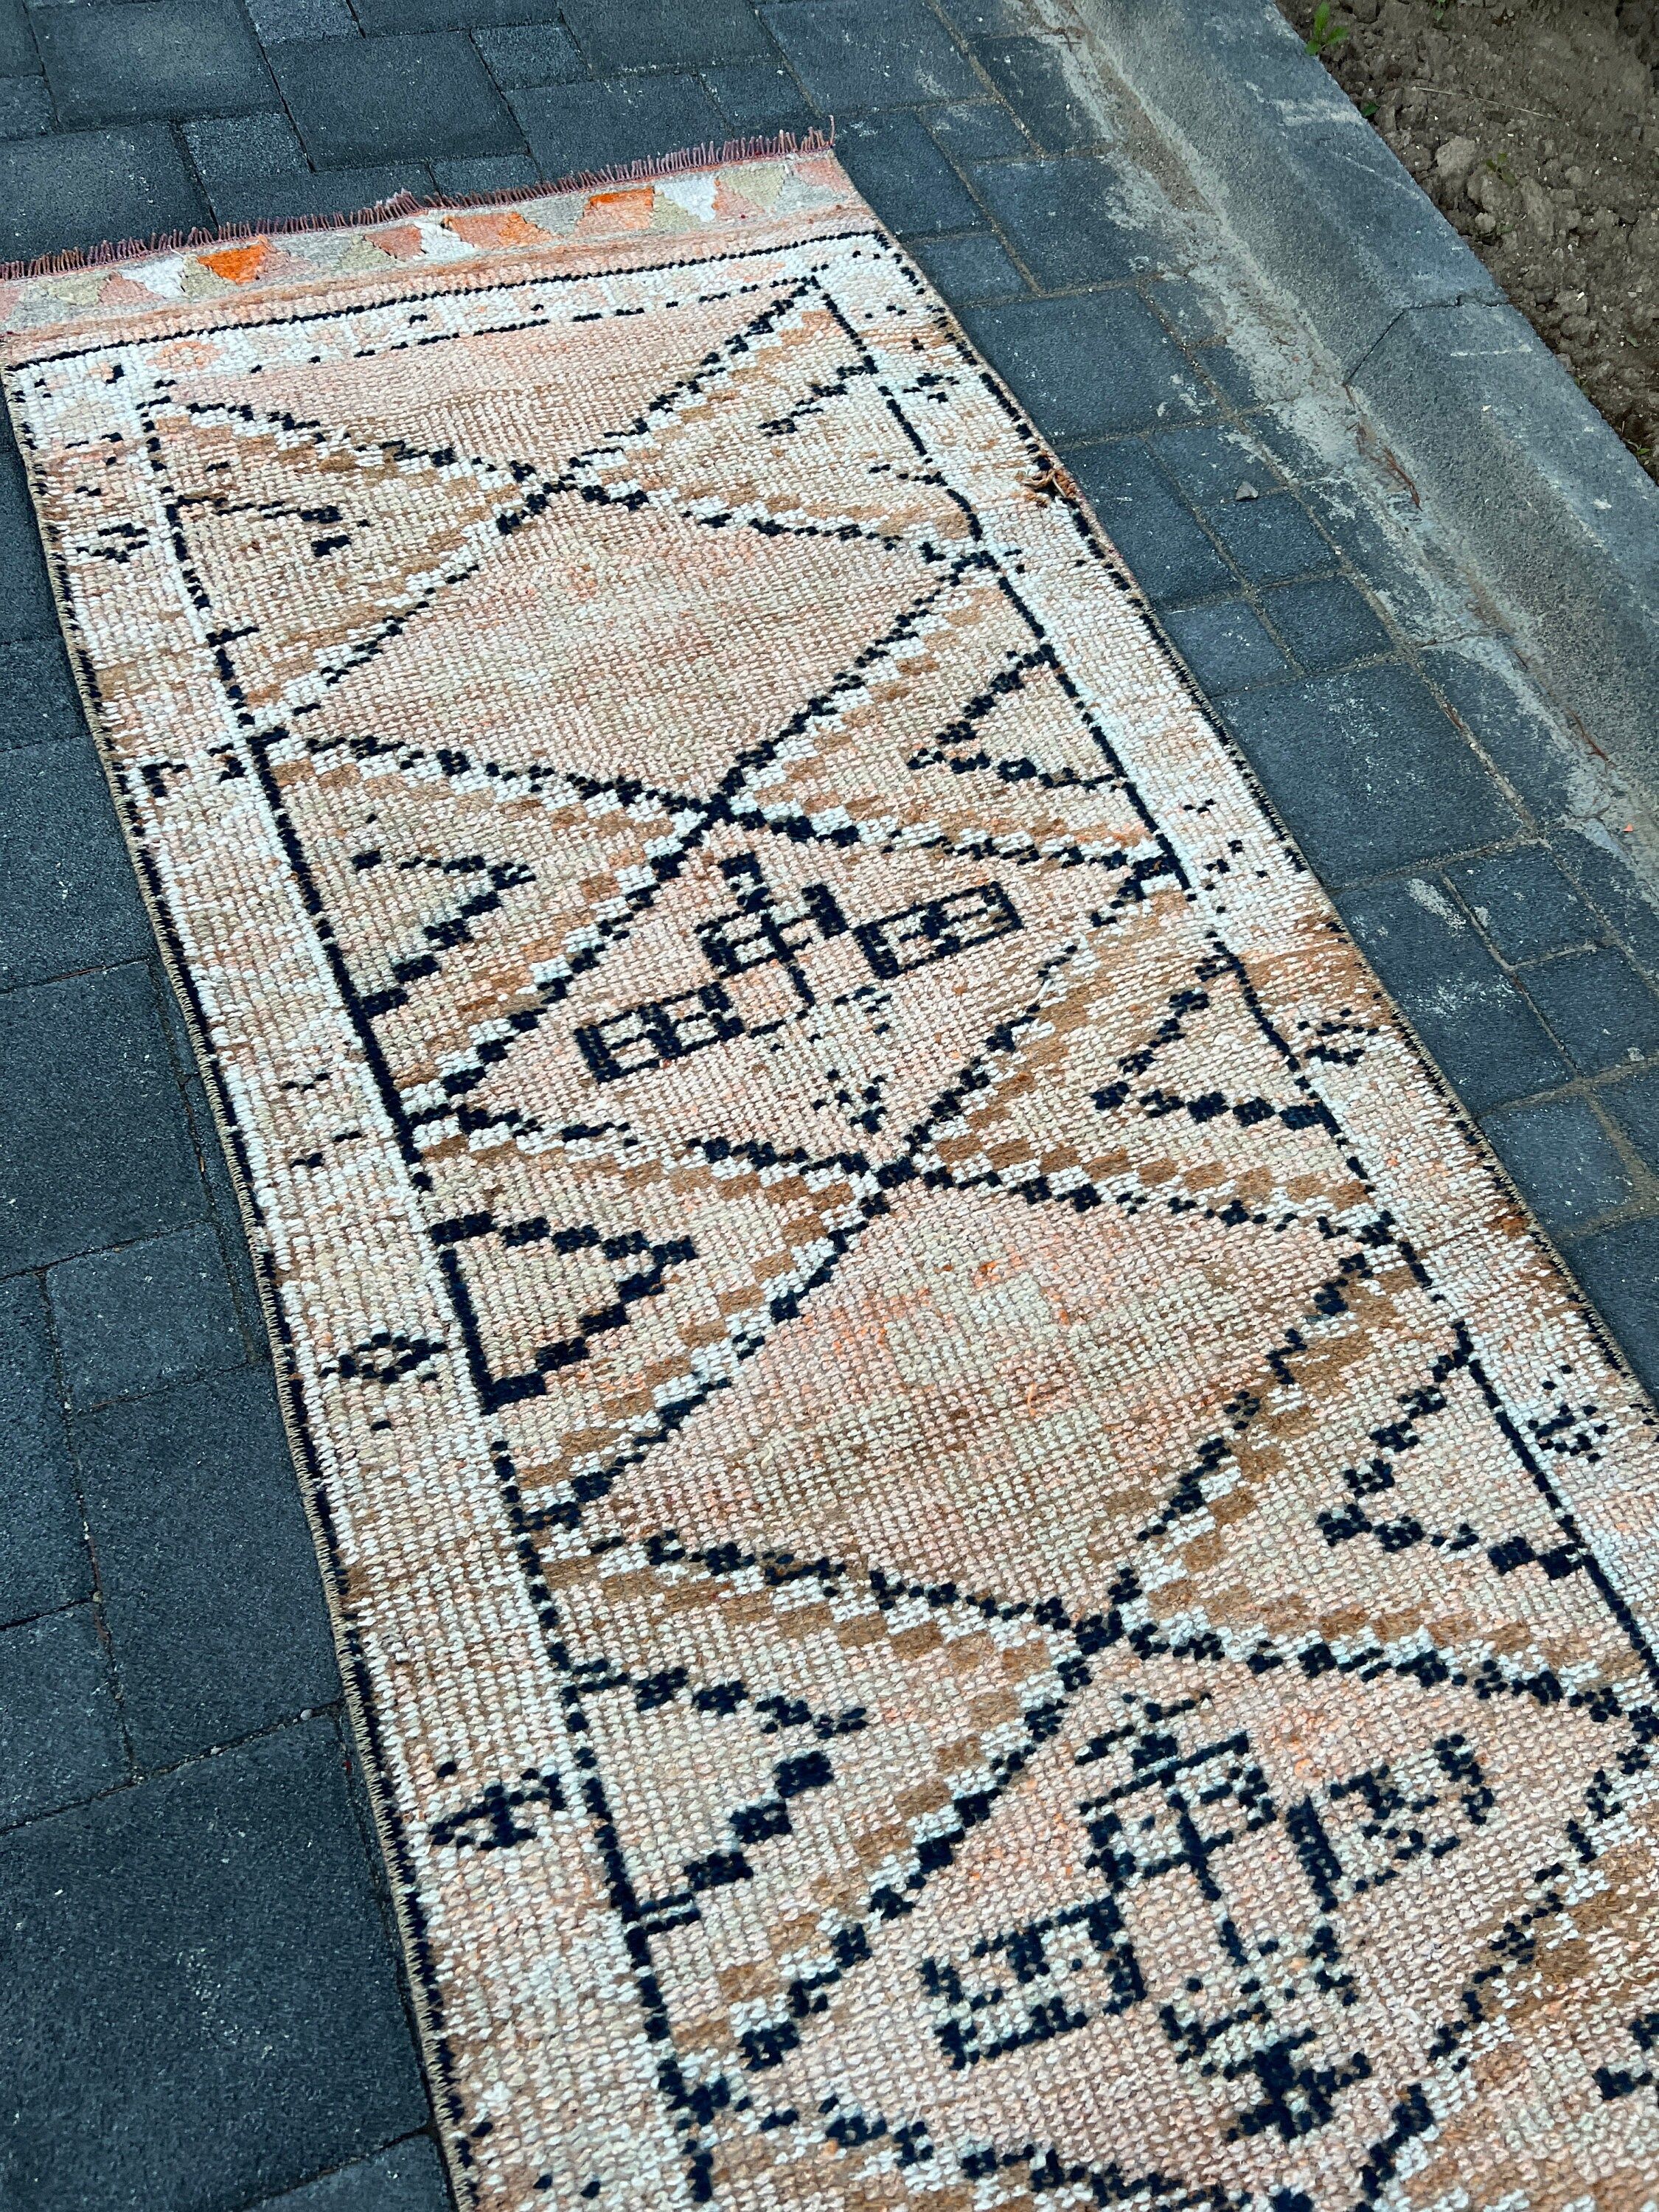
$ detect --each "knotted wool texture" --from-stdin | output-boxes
[9,147,1659,2211]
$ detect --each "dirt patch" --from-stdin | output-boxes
[1276,0,1659,481]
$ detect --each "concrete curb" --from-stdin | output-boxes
[1073,0,1659,792]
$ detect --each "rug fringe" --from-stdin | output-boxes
[0,127,838,285]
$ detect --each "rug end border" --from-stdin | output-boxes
[0,126,838,286]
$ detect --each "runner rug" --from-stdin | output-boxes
[8,143,1659,2212]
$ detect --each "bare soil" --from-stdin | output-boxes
[1277,0,1659,480]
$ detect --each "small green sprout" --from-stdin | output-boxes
[1305,2,1351,57]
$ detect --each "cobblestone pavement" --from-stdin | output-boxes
[4,0,1659,2205]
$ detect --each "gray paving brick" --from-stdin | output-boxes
[470,19,582,89]
[431,151,538,195]
[1225,666,1523,886]
[0,964,204,1276]
[354,0,564,23]
[561,0,776,72]
[0,1719,426,2212]
[255,2136,451,2211]
[1292,478,1457,647]
[1161,598,1292,694]
[1557,837,1659,987]
[1604,1064,1659,1176]
[0,1275,88,1631]
[35,0,277,126]
[273,32,519,167]
[1197,339,1291,412]
[1482,1096,1636,1235]
[1148,420,1277,507]
[700,61,815,135]
[1248,406,1335,487]
[934,0,1029,29]
[0,638,84,753]
[0,74,52,139]
[1520,948,1659,1077]
[0,738,151,992]
[1420,637,1578,822]
[1203,492,1337,585]
[925,97,1027,162]
[1337,877,1568,1115]
[1065,439,1235,607]
[970,155,1160,286]
[243,0,357,40]
[959,291,1209,442]
[971,35,1099,152]
[908,227,1025,305]
[1262,576,1391,675]
[206,155,434,225]
[49,1222,244,1408]
[0,119,207,262]
[185,114,432,218]
[0,451,56,642]
[180,1069,268,1343]
[1144,274,1229,347]
[512,71,723,180]
[183,106,307,201]
[0,0,37,72]
[74,1367,338,1765]
[1568,1218,1659,1397]
[325,167,440,215]
[838,109,981,237]
[761,0,981,110]
[0,1604,123,1829]
[1447,846,1604,967]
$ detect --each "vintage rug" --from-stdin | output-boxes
[8,144,1659,2212]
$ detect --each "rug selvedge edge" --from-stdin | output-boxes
[0,350,487,2209]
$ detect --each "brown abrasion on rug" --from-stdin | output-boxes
[7,143,1659,2211]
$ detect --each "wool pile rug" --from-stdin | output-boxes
[8,142,1659,2212]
